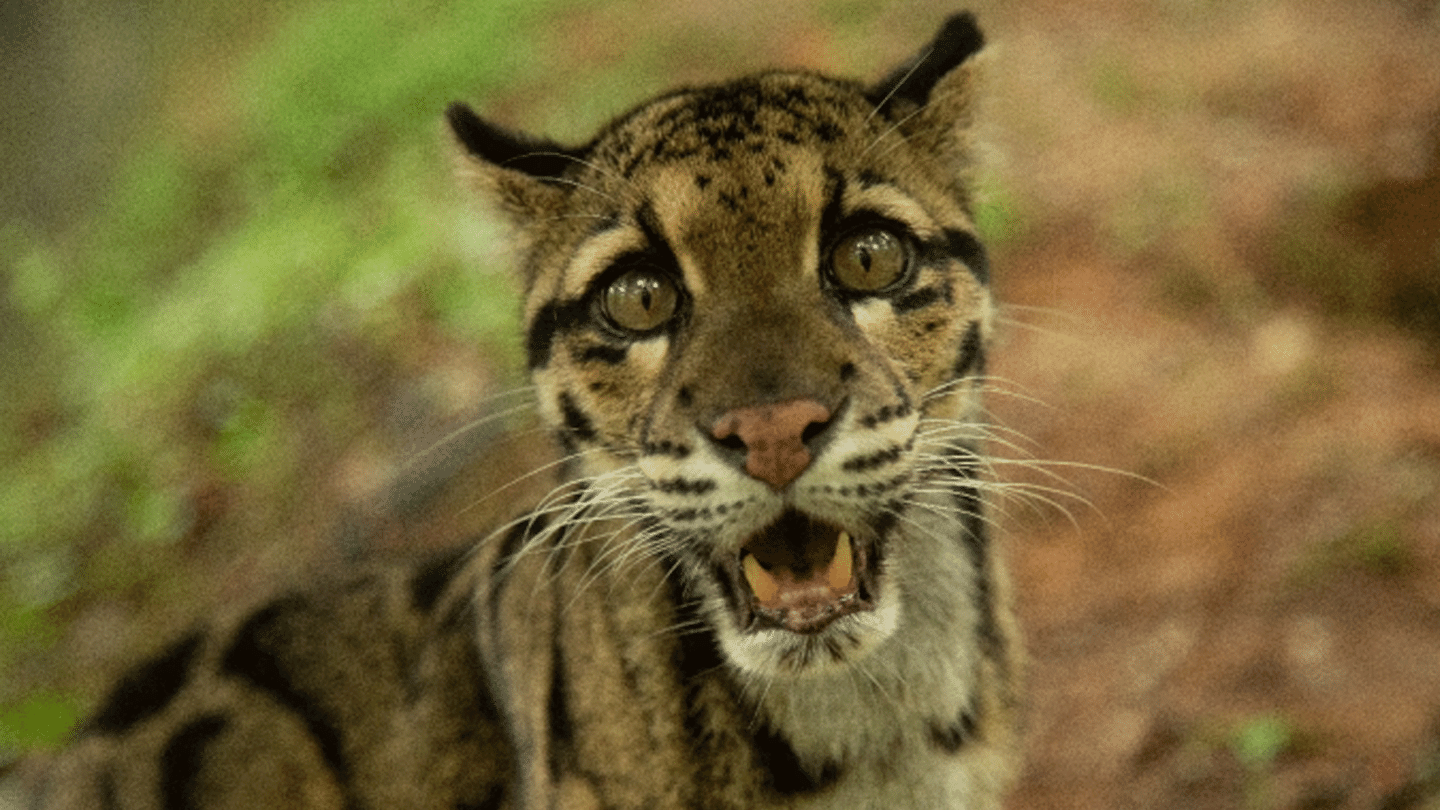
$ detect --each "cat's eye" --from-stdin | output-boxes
[601,268,680,333]
[829,227,909,292]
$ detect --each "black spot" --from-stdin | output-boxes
[654,477,717,495]
[838,361,857,381]
[929,709,978,754]
[220,599,349,784]
[558,392,597,442]
[676,387,693,409]
[753,724,842,796]
[526,297,591,369]
[695,174,712,190]
[409,544,470,613]
[666,507,713,522]
[643,439,691,459]
[160,714,228,810]
[859,401,909,430]
[953,321,985,378]
[88,633,204,735]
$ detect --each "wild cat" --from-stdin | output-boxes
[35,12,1020,809]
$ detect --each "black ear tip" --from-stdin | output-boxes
[446,101,483,145]
[934,11,985,64]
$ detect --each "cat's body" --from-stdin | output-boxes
[33,13,1021,809]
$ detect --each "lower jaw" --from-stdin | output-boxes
[717,592,899,677]
[721,511,882,636]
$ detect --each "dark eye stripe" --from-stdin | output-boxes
[892,284,950,314]
[527,297,591,370]
[937,228,988,284]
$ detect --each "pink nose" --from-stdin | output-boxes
[710,399,832,491]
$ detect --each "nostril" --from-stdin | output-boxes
[800,418,830,445]
[709,398,834,490]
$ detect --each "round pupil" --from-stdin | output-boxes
[834,228,905,291]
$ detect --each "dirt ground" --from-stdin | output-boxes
[8,1,1440,808]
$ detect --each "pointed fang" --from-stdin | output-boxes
[743,552,780,605]
[828,531,854,592]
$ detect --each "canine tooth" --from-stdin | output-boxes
[743,553,780,605]
[828,532,854,592]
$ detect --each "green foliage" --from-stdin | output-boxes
[0,693,82,754]
[974,173,1030,248]
[1227,713,1302,810]
[1,0,572,751]
[1292,518,1415,588]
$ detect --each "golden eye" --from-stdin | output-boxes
[601,268,680,333]
[830,227,907,292]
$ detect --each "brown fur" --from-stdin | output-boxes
[33,13,1019,809]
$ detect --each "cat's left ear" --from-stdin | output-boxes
[866,12,986,160]
[445,102,579,226]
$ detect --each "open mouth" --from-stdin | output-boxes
[728,510,877,634]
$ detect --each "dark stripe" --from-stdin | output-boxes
[457,785,506,810]
[219,598,351,792]
[952,321,984,378]
[99,767,120,810]
[409,544,470,613]
[485,510,574,675]
[525,297,590,369]
[665,556,841,799]
[818,169,848,251]
[841,444,903,473]
[486,516,547,625]
[558,392,597,442]
[546,632,575,782]
[928,708,978,754]
[893,284,947,314]
[160,714,227,810]
[88,633,203,735]
[653,477,716,495]
[752,724,841,796]
[575,343,628,365]
[944,228,989,284]
[952,476,1004,666]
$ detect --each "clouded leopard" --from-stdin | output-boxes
[33,12,1020,810]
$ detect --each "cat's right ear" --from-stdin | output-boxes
[445,102,576,224]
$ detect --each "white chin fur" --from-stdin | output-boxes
[715,585,901,680]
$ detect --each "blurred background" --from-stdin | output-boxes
[3,0,1439,807]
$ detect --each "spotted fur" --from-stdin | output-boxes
[34,12,1020,809]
